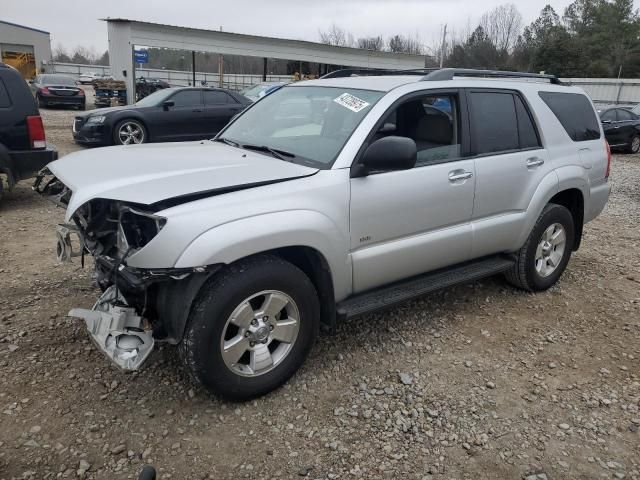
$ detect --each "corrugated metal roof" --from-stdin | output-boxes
[0,19,50,35]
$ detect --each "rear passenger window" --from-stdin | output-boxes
[204,90,231,105]
[0,79,11,108]
[539,92,601,141]
[515,96,541,149]
[470,92,519,154]
[617,109,636,121]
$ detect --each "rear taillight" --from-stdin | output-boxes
[40,87,50,95]
[77,89,85,96]
[26,115,46,149]
[605,140,612,180]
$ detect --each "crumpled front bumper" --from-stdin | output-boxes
[69,287,155,370]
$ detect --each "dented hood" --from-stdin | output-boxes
[48,141,318,220]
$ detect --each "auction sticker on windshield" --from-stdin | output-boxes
[333,93,370,113]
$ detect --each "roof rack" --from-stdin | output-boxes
[321,68,438,79]
[422,68,562,85]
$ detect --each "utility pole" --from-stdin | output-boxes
[439,24,447,69]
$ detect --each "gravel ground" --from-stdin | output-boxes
[0,108,638,480]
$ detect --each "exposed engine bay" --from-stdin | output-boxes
[33,169,220,369]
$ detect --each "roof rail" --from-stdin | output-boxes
[322,68,438,79]
[422,68,562,85]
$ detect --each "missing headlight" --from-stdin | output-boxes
[118,206,167,253]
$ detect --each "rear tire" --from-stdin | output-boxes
[37,95,46,109]
[505,203,575,292]
[627,134,640,154]
[179,255,320,401]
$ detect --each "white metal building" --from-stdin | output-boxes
[105,18,426,103]
[0,20,52,79]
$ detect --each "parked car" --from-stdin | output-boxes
[78,72,100,84]
[136,77,171,100]
[36,69,610,400]
[598,106,640,153]
[0,63,57,198]
[29,74,85,109]
[72,86,250,146]
[241,81,286,102]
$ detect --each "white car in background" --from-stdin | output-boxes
[78,72,112,84]
[77,72,99,84]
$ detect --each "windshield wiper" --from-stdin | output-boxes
[241,144,296,161]
[214,137,241,148]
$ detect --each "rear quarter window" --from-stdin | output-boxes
[0,78,12,108]
[539,92,601,142]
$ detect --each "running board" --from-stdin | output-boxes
[337,256,514,320]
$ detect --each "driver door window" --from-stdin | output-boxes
[372,94,461,167]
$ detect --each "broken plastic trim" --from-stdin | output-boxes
[69,286,154,370]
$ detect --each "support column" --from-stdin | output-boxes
[192,50,196,86]
[263,57,267,82]
[218,54,224,88]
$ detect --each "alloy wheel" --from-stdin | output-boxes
[534,223,566,277]
[117,121,145,145]
[220,290,300,377]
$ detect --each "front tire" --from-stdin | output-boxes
[179,255,320,401]
[505,203,575,292]
[113,119,146,145]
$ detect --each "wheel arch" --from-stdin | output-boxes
[547,188,585,251]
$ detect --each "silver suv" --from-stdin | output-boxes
[36,69,611,400]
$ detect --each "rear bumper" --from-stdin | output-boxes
[585,180,611,223]
[8,146,58,182]
[40,94,85,106]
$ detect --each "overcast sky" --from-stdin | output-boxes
[0,0,619,54]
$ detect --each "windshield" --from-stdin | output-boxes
[134,88,175,107]
[41,75,76,86]
[219,86,384,168]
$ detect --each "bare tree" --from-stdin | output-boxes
[387,34,423,54]
[319,24,354,47]
[52,44,71,63]
[479,3,523,52]
[357,36,384,51]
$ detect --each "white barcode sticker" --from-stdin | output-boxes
[333,93,370,113]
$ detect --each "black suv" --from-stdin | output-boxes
[0,63,57,198]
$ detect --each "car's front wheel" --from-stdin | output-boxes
[113,119,146,145]
[505,203,575,291]
[179,255,320,401]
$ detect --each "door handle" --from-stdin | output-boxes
[526,157,545,168]
[448,170,473,182]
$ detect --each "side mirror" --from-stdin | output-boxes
[353,136,417,177]
[601,119,612,124]
[162,100,175,110]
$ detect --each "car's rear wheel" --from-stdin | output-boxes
[179,255,319,401]
[505,203,575,292]
[113,119,146,145]
[37,95,46,109]
[627,134,640,154]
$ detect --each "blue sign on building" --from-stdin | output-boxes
[134,50,149,64]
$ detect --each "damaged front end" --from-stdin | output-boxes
[34,168,219,370]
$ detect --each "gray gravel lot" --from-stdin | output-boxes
[0,106,638,480]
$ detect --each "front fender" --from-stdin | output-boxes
[174,210,352,300]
